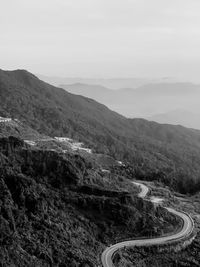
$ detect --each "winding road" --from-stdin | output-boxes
[101,181,194,267]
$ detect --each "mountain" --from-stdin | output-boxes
[125,82,200,95]
[1,69,200,193]
[38,75,156,89]
[60,82,200,119]
[148,110,200,130]
[59,83,114,104]
[38,74,183,88]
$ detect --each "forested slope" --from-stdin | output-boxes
[0,136,180,266]
[1,69,200,193]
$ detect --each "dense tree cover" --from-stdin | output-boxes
[114,199,200,267]
[114,236,200,267]
[0,136,180,267]
[114,184,200,267]
[1,69,200,193]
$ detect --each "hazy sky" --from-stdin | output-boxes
[1,0,200,80]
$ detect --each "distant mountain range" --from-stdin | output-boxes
[60,82,200,129]
[38,74,180,89]
[149,110,200,129]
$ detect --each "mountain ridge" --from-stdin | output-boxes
[148,109,200,130]
[60,81,200,119]
[1,69,200,193]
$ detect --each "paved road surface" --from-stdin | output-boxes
[101,181,194,267]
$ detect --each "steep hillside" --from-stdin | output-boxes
[0,69,129,141]
[0,116,45,139]
[0,136,179,267]
[1,69,200,193]
[113,182,200,267]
